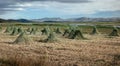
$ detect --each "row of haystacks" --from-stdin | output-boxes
[63,26,119,38]
[4,26,24,35]
[2,26,120,44]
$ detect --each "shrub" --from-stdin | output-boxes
[109,27,119,36]
[90,26,99,35]
[13,32,32,44]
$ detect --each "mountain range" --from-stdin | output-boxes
[0,17,120,23]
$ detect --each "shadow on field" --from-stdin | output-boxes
[0,42,13,44]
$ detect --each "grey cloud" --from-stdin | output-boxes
[16,0,90,3]
[49,0,90,3]
[0,0,90,15]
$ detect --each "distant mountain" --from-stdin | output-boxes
[31,17,120,22]
[0,17,120,23]
[8,19,31,23]
[73,17,120,22]
[32,18,64,22]
[0,19,6,23]
[0,19,31,23]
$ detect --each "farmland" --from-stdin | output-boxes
[0,22,120,66]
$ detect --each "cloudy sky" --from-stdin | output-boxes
[0,0,120,19]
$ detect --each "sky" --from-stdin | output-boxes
[0,0,120,19]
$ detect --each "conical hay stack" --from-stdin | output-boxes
[109,27,119,36]
[55,28,62,34]
[30,28,36,35]
[18,27,23,34]
[27,27,31,32]
[10,27,18,35]
[63,29,70,37]
[90,26,99,35]
[68,29,75,38]
[41,28,49,35]
[4,27,11,33]
[13,32,33,44]
[44,32,57,43]
[70,30,86,39]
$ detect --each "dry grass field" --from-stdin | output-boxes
[0,24,120,66]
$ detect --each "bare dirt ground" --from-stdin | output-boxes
[0,30,120,66]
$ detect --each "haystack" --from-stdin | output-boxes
[4,27,11,33]
[27,27,31,32]
[70,30,86,39]
[55,28,62,34]
[90,26,99,35]
[13,32,33,44]
[68,29,75,38]
[30,28,36,35]
[41,28,49,35]
[18,27,23,34]
[109,27,119,36]
[63,29,70,37]
[44,32,57,43]
[10,27,18,35]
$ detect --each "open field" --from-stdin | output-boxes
[0,23,120,66]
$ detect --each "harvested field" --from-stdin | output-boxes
[0,24,120,66]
